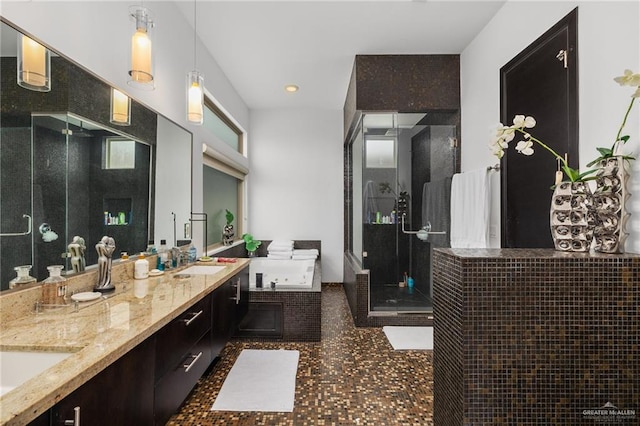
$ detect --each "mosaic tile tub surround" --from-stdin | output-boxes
[433,248,640,425]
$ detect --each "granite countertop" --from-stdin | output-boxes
[0,259,249,426]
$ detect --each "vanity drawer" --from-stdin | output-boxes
[153,333,213,426]
[155,295,212,378]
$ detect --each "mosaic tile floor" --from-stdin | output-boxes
[167,284,434,426]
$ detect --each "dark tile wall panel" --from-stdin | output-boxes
[354,55,460,113]
[433,248,640,425]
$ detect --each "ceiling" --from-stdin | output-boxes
[175,0,506,111]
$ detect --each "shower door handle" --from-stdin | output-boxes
[400,214,446,235]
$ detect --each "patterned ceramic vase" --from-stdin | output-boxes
[222,224,234,246]
[549,181,595,252]
[593,156,630,253]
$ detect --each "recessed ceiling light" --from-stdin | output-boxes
[284,84,299,93]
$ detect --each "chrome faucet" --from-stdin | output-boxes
[95,236,116,293]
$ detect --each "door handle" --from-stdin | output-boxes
[183,351,203,373]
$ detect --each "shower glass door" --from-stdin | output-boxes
[358,112,457,313]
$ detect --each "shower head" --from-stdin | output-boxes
[71,121,93,138]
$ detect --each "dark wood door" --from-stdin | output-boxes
[500,8,578,248]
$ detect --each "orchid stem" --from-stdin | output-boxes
[613,97,636,153]
[515,128,568,168]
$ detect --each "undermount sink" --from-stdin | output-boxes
[177,265,226,275]
[0,350,72,396]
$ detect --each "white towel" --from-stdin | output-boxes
[293,249,318,256]
[292,255,317,260]
[450,169,491,248]
[267,253,292,260]
[268,247,294,254]
[268,240,294,251]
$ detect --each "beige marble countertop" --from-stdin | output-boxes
[0,259,249,426]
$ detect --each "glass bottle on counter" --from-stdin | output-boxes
[42,265,67,305]
[9,265,37,289]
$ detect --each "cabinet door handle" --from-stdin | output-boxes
[183,351,203,373]
[64,406,81,426]
[235,278,241,305]
[182,310,203,326]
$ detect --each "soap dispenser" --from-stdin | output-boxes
[42,265,67,305]
[9,265,37,289]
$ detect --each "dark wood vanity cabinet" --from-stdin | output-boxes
[154,293,214,426]
[50,336,155,426]
[211,266,249,356]
[31,267,250,426]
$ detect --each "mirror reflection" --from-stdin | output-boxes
[1,19,192,291]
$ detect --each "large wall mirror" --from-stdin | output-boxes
[0,19,192,291]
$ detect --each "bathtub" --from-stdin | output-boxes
[249,258,315,289]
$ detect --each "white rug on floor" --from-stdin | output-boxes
[211,349,299,412]
[383,326,433,350]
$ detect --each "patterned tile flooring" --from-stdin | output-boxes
[167,284,434,425]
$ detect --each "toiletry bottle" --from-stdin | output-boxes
[146,240,157,255]
[188,243,197,262]
[157,240,168,271]
[9,265,37,289]
[42,265,67,305]
[407,277,414,289]
[134,254,149,279]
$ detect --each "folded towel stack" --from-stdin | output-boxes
[267,240,294,259]
[292,249,318,260]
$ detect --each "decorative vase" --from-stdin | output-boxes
[593,156,630,253]
[549,181,595,252]
[222,224,234,246]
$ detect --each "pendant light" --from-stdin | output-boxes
[17,34,51,92]
[128,5,155,90]
[110,88,131,126]
[187,0,204,125]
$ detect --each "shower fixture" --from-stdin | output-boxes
[401,213,446,242]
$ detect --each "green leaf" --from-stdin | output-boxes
[576,168,598,180]
[586,156,604,168]
[596,147,613,157]
[225,209,234,225]
[620,135,630,143]
[562,165,580,182]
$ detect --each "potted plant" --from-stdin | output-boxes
[490,115,597,252]
[586,69,639,253]
[242,233,262,257]
[222,209,234,246]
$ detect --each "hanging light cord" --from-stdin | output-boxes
[193,0,197,70]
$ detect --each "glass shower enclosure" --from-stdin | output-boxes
[347,112,457,314]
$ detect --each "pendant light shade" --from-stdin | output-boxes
[17,35,51,92]
[187,70,204,125]
[110,88,131,126]
[128,6,155,90]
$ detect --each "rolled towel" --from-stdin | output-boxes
[267,253,292,260]
[293,249,319,256]
[268,246,294,253]
[268,242,294,252]
[292,255,317,260]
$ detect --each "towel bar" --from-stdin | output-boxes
[401,214,446,241]
[0,214,32,237]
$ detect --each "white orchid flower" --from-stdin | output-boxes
[515,140,534,156]
[513,115,525,127]
[512,115,536,129]
[489,142,504,159]
[523,116,536,128]
[614,69,640,87]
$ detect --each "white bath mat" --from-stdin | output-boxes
[211,349,299,412]
[383,326,433,350]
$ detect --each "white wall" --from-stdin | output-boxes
[248,109,344,282]
[461,1,640,252]
[1,1,250,254]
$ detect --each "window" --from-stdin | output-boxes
[104,138,135,169]
[365,138,395,168]
[202,95,246,251]
[204,98,243,153]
